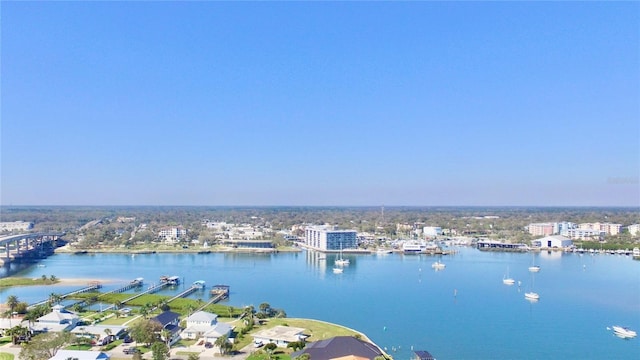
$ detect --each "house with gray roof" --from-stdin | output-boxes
[181,311,233,343]
[49,350,109,360]
[291,336,384,360]
[32,305,79,333]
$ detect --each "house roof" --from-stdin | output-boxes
[49,350,110,360]
[37,306,79,324]
[152,311,180,327]
[413,350,435,360]
[203,322,233,338]
[291,336,383,360]
[252,325,306,342]
[187,311,218,324]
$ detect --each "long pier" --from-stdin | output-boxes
[28,282,102,309]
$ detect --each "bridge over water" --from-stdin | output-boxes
[0,232,65,265]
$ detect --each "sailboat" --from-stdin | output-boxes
[528,253,541,272]
[335,243,350,266]
[503,266,515,285]
[524,271,540,301]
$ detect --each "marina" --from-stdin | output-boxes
[1,247,638,360]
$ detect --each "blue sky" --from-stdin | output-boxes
[1,1,638,206]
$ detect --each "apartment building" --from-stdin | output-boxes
[304,225,357,251]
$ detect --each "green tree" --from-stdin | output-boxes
[294,354,310,360]
[19,331,73,360]
[6,295,19,315]
[160,329,172,346]
[6,325,30,345]
[151,341,170,360]
[187,353,200,360]
[264,343,277,359]
[259,303,271,316]
[129,319,162,346]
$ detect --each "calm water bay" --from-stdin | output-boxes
[1,248,639,359]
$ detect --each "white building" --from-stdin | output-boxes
[628,224,640,236]
[181,311,233,343]
[532,235,573,249]
[562,228,602,240]
[423,226,443,237]
[158,226,188,243]
[578,223,622,236]
[0,221,34,232]
[304,225,357,251]
[252,325,307,347]
[33,305,79,332]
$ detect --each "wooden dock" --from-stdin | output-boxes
[28,282,102,309]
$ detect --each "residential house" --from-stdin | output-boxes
[181,311,233,343]
[252,325,307,347]
[291,336,384,360]
[151,311,181,345]
[32,305,79,333]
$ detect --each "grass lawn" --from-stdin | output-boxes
[0,353,15,360]
[263,318,364,342]
[65,344,93,350]
[246,351,290,360]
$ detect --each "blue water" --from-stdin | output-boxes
[1,248,639,359]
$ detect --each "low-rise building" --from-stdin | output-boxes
[291,336,384,360]
[532,235,573,249]
[33,305,79,333]
[181,311,232,343]
[49,350,110,360]
[252,325,307,347]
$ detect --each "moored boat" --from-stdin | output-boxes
[332,267,343,274]
[431,261,446,270]
[612,326,637,338]
[524,292,540,300]
[528,265,541,273]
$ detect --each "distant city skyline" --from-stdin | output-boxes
[1,2,638,207]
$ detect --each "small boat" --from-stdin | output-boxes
[524,292,540,300]
[503,266,515,285]
[431,261,446,270]
[335,243,350,266]
[612,326,637,338]
[376,248,392,255]
[528,265,541,273]
[332,267,343,274]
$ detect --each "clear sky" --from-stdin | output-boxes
[1,1,638,207]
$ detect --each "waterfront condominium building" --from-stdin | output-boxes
[304,225,357,251]
[527,223,555,236]
[628,224,640,236]
[578,222,623,236]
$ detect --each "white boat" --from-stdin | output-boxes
[503,266,515,285]
[529,253,541,272]
[332,267,343,274]
[431,261,446,269]
[633,248,640,259]
[376,248,392,255]
[612,326,637,338]
[335,243,350,266]
[524,292,540,300]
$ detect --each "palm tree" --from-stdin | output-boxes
[214,334,230,355]
[6,295,19,315]
[227,306,235,318]
[160,328,172,346]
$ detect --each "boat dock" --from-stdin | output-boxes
[28,282,102,309]
[210,284,230,302]
[102,278,144,295]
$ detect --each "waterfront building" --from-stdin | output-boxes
[158,226,188,243]
[0,221,34,232]
[151,311,182,345]
[527,223,555,236]
[181,311,232,343]
[532,235,573,249]
[252,325,307,347]
[32,304,79,332]
[291,336,384,360]
[578,222,623,236]
[562,228,602,240]
[304,225,357,251]
[628,224,640,236]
